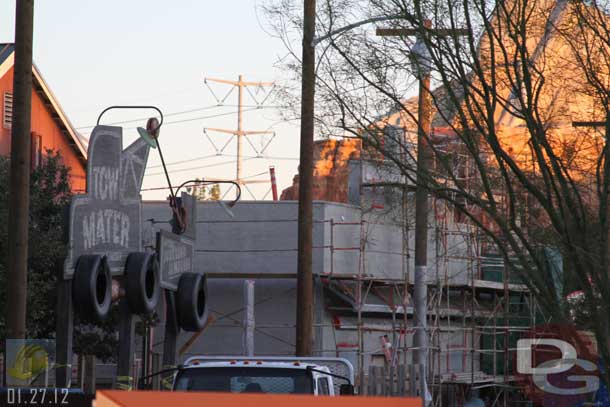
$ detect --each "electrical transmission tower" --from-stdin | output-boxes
[203,75,275,198]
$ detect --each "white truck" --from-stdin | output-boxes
[171,356,355,396]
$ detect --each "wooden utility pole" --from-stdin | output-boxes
[573,113,610,279]
[377,21,469,404]
[296,0,316,357]
[204,76,274,199]
[6,0,35,341]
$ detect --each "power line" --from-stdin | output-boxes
[123,107,263,130]
[145,157,256,177]
[243,171,268,179]
[147,153,299,169]
[77,105,283,131]
[75,105,224,129]
[147,154,221,169]
[140,170,270,192]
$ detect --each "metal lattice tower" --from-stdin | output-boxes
[203,75,275,199]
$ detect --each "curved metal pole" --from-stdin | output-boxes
[96,105,175,199]
[175,178,242,206]
[96,105,164,128]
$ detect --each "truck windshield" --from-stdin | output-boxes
[174,367,313,394]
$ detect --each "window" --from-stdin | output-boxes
[317,377,330,395]
[3,92,12,129]
[31,133,42,169]
[173,367,313,394]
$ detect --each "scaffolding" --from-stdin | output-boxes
[318,149,540,406]
[152,138,542,405]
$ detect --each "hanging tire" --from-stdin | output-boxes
[125,252,160,315]
[72,255,112,321]
[176,272,208,332]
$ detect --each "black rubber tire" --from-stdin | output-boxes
[72,255,112,321]
[176,272,208,332]
[125,252,160,315]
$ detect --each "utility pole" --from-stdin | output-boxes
[377,21,469,404]
[573,113,610,282]
[296,0,316,357]
[6,0,35,341]
[204,76,274,199]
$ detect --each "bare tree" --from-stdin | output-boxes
[264,0,610,392]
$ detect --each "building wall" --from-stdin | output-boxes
[0,66,86,192]
[142,200,475,283]
[143,200,346,277]
[141,200,480,378]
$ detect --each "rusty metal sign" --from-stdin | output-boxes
[157,229,195,291]
[63,125,151,279]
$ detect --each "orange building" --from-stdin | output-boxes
[280,138,361,202]
[0,43,87,192]
[283,0,607,206]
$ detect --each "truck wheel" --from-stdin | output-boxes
[177,273,208,331]
[73,255,112,320]
[125,252,160,315]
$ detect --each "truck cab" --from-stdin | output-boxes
[173,357,354,396]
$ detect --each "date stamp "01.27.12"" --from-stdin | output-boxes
[2,340,73,406]
[4,388,69,406]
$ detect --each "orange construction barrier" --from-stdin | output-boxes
[95,390,422,407]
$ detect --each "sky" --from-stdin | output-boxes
[0,0,302,201]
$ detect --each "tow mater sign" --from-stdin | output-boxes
[64,125,149,278]
[56,114,210,390]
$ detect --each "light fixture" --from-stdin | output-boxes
[137,117,160,149]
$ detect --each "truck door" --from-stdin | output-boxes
[316,377,331,395]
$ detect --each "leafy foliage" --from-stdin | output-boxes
[0,151,118,361]
[0,151,71,339]
[186,178,221,201]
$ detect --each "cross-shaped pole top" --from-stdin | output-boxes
[376,19,470,38]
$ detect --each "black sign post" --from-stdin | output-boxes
[156,192,197,388]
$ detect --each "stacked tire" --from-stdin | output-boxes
[72,255,112,321]
[71,252,208,332]
[72,252,161,320]
[176,272,208,332]
[124,252,160,315]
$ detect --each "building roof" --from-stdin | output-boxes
[0,43,14,66]
[0,43,87,162]
[382,0,572,133]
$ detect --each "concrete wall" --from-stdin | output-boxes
[142,199,476,283]
[142,200,360,277]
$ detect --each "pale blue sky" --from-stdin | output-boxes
[1,1,301,200]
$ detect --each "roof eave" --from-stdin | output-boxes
[31,64,87,162]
